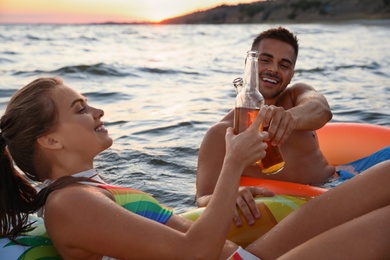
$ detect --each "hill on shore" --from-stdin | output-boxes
[160,0,390,24]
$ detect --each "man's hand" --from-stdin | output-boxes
[233,186,274,227]
[260,105,297,146]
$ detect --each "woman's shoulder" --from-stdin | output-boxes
[44,185,118,238]
[44,185,111,221]
[43,185,120,259]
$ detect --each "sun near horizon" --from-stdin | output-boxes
[0,0,258,24]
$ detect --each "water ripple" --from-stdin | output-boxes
[0,23,389,212]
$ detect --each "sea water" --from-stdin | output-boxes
[0,21,389,213]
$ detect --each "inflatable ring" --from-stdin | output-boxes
[181,122,390,247]
[1,122,389,258]
[180,194,313,248]
[0,215,60,259]
[316,122,390,165]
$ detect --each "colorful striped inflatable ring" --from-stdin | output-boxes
[0,215,60,259]
[180,195,312,248]
[1,122,389,258]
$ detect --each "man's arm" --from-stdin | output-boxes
[288,83,332,130]
[265,83,332,146]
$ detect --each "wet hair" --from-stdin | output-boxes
[251,26,299,60]
[0,77,62,238]
[0,77,64,237]
[0,77,103,239]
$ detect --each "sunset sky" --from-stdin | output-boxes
[0,0,257,24]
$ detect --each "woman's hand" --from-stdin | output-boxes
[225,110,269,169]
[224,110,275,226]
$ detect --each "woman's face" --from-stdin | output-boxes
[50,85,113,160]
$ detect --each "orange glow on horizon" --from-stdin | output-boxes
[0,0,257,24]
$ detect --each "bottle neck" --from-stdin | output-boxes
[235,51,263,109]
[243,51,259,93]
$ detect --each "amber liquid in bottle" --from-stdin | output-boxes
[234,107,285,174]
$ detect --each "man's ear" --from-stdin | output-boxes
[37,134,63,150]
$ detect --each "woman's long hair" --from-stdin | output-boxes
[0,78,62,238]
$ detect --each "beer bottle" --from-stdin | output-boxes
[233,50,285,174]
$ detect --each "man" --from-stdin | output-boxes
[196,27,334,226]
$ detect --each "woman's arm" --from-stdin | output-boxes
[45,113,269,260]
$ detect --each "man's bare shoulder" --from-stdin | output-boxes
[288,82,316,90]
[198,110,234,166]
[283,82,317,97]
[278,83,320,107]
[207,110,234,135]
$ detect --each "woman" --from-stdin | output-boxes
[1,77,389,259]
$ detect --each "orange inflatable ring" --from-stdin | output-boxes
[240,122,390,195]
[316,122,390,166]
[239,122,390,196]
[184,122,390,247]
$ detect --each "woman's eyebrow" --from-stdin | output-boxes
[70,98,87,108]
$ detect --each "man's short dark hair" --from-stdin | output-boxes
[251,27,299,59]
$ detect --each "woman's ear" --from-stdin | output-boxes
[37,134,63,150]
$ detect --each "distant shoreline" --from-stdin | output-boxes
[2,19,390,26]
[159,0,390,25]
[1,0,389,26]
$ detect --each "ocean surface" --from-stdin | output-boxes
[1,21,389,213]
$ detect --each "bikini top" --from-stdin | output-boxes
[94,183,173,224]
[41,169,173,224]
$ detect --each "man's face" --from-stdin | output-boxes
[256,38,296,100]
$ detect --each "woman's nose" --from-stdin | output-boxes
[93,108,104,119]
